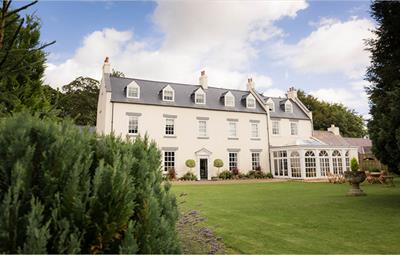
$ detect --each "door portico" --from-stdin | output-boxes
[195,148,212,180]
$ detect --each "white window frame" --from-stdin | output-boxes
[290,122,298,135]
[251,123,259,138]
[251,152,260,171]
[224,92,235,107]
[165,118,175,136]
[285,101,293,113]
[198,120,207,137]
[128,116,138,135]
[162,85,175,102]
[273,150,288,177]
[246,95,256,109]
[266,98,275,112]
[228,122,237,138]
[272,120,280,135]
[126,82,140,99]
[195,89,206,104]
[290,151,301,178]
[163,151,175,172]
[229,152,238,171]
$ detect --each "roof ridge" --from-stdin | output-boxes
[110,75,252,93]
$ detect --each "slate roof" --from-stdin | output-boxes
[312,130,351,146]
[109,76,266,114]
[259,94,310,120]
[344,137,372,154]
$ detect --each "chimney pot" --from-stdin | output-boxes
[328,124,340,136]
[199,70,208,89]
[103,56,111,74]
[247,77,254,91]
[287,86,298,99]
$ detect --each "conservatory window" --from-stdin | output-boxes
[319,150,330,177]
[305,150,317,177]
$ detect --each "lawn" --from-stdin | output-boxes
[173,180,400,254]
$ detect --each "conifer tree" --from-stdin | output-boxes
[366,1,400,173]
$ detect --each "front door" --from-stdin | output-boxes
[200,158,208,180]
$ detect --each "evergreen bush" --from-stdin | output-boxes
[218,170,232,180]
[350,158,359,172]
[179,172,197,181]
[0,113,180,254]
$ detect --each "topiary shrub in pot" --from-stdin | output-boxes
[344,157,366,196]
[185,159,195,173]
[213,159,223,176]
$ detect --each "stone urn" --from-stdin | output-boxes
[344,171,366,196]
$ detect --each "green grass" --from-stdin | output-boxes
[173,181,400,254]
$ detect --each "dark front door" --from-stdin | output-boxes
[200,158,208,180]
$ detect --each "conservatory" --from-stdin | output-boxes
[270,144,359,179]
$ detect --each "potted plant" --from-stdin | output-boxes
[344,157,366,196]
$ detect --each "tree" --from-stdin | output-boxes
[0,0,55,116]
[59,76,99,126]
[0,112,181,253]
[366,1,400,173]
[213,159,223,175]
[112,68,125,77]
[297,90,366,137]
[185,159,195,172]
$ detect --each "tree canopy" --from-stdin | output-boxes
[366,1,400,173]
[297,90,366,138]
[0,0,55,116]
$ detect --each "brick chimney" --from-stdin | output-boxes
[287,87,297,99]
[328,124,340,136]
[247,78,255,91]
[103,56,111,74]
[199,70,208,90]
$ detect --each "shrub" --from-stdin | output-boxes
[266,172,273,178]
[185,159,195,171]
[232,167,240,176]
[213,159,224,175]
[350,158,359,172]
[247,170,257,179]
[0,113,180,254]
[167,167,177,180]
[179,172,197,181]
[246,170,269,179]
[218,170,232,180]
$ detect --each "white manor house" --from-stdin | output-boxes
[96,58,358,180]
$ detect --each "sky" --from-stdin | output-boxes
[18,0,375,117]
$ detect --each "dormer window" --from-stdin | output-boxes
[246,95,256,109]
[224,91,235,107]
[195,88,206,104]
[266,99,275,112]
[126,81,140,99]
[162,85,175,102]
[285,101,293,113]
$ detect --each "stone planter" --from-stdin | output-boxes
[344,171,367,196]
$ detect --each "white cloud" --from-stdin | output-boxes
[310,81,369,114]
[45,1,308,89]
[274,17,374,79]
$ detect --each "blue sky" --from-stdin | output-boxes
[18,1,374,116]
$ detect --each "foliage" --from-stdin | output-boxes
[179,172,197,181]
[297,90,366,137]
[185,159,195,170]
[59,76,99,126]
[231,167,240,176]
[218,170,233,180]
[0,112,180,254]
[112,69,125,77]
[167,168,177,181]
[246,170,270,179]
[350,158,360,172]
[266,172,273,179]
[366,1,400,174]
[213,159,223,169]
[0,0,55,117]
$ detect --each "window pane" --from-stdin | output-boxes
[163,90,174,101]
[229,152,238,171]
[225,96,234,107]
[164,151,175,172]
[128,87,138,98]
[229,122,237,137]
[272,121,280,135]
[196,93,205,104]
[199,120,207,137]
[290,122,298,135]
[165,118,174,135]
[128,116,138,134]
[251,123,259,138]
[252,152,260,170]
